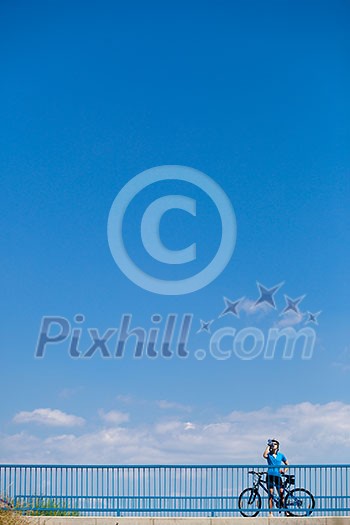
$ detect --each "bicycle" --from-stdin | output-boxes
[238,470,315,517]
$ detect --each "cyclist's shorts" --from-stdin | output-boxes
[267,474,282,490]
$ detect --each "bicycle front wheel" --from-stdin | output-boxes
[238,488,261,517]
[285,488,315,516]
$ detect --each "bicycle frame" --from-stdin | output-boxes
[250,472,293,508]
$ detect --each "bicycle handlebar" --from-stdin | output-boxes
[248,471,293,479]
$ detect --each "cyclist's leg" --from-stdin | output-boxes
[267,475,274,514]
[277,477,284,507]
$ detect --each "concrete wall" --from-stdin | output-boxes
[23,517,350,525]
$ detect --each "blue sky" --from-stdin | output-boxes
[1,0,350,464]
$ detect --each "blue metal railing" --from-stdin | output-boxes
[1,464,349,516]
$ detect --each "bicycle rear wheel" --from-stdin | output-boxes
[238,488,261,517]
[285,488,315,516]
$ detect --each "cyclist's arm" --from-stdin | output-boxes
[263,445,270,459]
[280,458,289,473]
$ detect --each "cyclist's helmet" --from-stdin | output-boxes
[271,439,280,451]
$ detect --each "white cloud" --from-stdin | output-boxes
[98,409,129,425]
[4,402,350,464]
[13,408,85,427]
[156,400,192,412]
[239,298,271,317]
[116,394,134,404]
[115,394,192,413]
[275,311,304,328]
[154,420,183,434]
[59,387,83,399]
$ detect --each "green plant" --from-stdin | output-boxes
[28,498,79,516]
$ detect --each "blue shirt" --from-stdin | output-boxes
[266,451,287,477]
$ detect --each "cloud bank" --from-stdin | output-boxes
[3,401,350,464]
[13,408,85,427]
